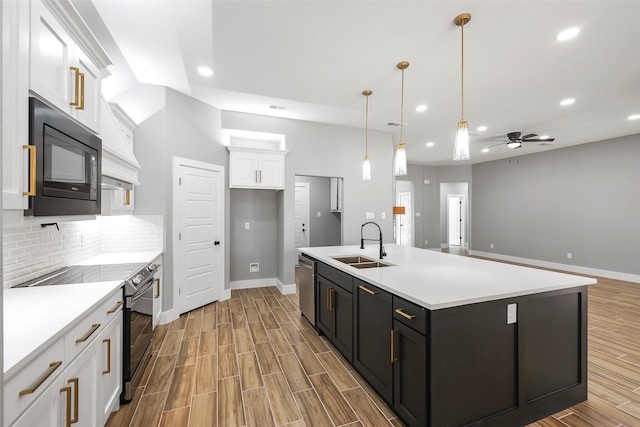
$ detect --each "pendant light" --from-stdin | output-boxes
[362,90,372,181]
[453,13,471,161]
[394,61,409,176]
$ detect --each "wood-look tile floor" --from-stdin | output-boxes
[106,273,640,427]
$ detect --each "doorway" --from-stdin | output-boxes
[396,191,412,246]
[447,194,465,247]
[294,182,310,256]
[173,157,224,315]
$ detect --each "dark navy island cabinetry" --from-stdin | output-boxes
[307,251,590,427]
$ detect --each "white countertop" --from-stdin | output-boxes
[299,244,596,310]
[3,250,162,377]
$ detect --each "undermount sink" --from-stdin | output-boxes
[331,255,394,269]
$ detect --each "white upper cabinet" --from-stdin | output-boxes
[29,0,111,133]
[228,147,287,190]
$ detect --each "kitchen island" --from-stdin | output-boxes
[299,244,596,427]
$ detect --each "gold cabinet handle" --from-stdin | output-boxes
[69,378,79,425]
[78,72,85,110]
[102,339,111,374]
[69,67,80,107]
[155,278,161,298]
[124,188,131,205]
[327,288,335,312]
[359,285,377,296]
[19,361,62,396]
[75,323,100,343]
[259,170,262,183]
[107,301,123,314]
[395,308,416,320]
[23,145,36,196]
[60,385,72,427]
[391,329,397,363]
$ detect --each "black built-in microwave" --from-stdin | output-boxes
[26,97,102,216]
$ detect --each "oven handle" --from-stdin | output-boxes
[130,279,155,304]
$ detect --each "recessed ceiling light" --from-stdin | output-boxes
[198,66,213,77]
[628,114,640,121]
[482,148,490,153]
[416,104,428,112]
[560,98,575,106]
[556,27,580,41]
[426,141,434,147]
[477,126,487,132]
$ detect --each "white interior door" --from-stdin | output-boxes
[396,191,413,246]
[294,182,310,259]
[448,195,464,247]
[173,157,223,315]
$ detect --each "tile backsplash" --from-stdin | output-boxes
[2,215,164,289]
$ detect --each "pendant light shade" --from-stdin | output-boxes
[394,61,409,176]
[453,13,471,161]
[362,90,372,181]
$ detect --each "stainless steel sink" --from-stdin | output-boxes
[331,255,393,269]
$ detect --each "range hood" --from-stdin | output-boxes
[100,97,140,185]
[101,175,133,191]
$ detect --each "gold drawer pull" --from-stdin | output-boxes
[107,301,123,314]
[23,145,36,196]
[359,285,377,295]
[395,308,416,320]
[19,361,62,396]
[69,378,79,425]
[76,323,100,343]
[78,72,85,110]
[155,278,161,298]
[102,339,111,374]
[69,67,80,107]
[60,385,72,427]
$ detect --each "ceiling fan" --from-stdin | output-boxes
[487,131,555,149]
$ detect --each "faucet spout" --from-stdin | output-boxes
[360,221,386,259]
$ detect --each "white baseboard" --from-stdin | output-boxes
[276,278,297,295]
[229,277,296,295]
[219,287,231,301]
[440,243,449,249]
[469,250,640,283]
[157,308,178,325]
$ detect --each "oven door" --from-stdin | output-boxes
[123,278,154,402]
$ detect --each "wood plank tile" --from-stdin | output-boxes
[265,295,281,308]
[105,386,143,427]
[353,371,396,420]
[255,342,282,375]
[164,364,195,411]
[343,387,393,427]
[189,391,217,427]
[280,420,306,427]
[291,342,325,376]
[195,355,217,395]
[260,311,280,330]
[176,336,199,366]
[230,298,244,313]
[248,320,270,344]
[159,329,184,356]
[245,306,261,323]
[199,330,217,356]
[239,352,264,390]
[218,307,231,324]
[231,310,246,329]
[169,316,187,330]
[139,349,158,388]
[184,317,201,338]
[255,298,270,313]
[279,353,312,392]
[268,328,294,355]
[243,387,276,427]
[152,324,170,352]
[263,372,302,425]
[145,354,178,394]
[202,311,216,331]
[218,344,239,378]
[309,373,358,425]
[203,302,217,314]
[234,327,254,354]
[293,388,334,427]
[271,306,291,324]
[130,391,168,427]
[298,327,330,353]
[317,351,358,391]
[218,323,234,347]
[218,376,245,427]
[159,407,190,427]
[281,322,305,344]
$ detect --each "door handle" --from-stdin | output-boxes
[214,241,220,245]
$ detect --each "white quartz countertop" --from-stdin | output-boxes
[3,250,162,377]
[3,281,122,377]
[299,244,596,310]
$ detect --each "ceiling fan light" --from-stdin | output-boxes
[453,120,470,160]
[507,140,522,149]
[362,155,371,181]
[394,142,407,176]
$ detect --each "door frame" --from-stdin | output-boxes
[294,182,311,257]
[447,194,466,247]
[172,156,225,316]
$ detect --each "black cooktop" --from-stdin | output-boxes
[14,263,147,288]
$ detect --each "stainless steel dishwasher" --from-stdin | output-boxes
[298,254,316,327]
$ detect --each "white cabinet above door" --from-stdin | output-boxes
[228,147,287,190]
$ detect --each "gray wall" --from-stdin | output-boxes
[295,175,342,247]
[222,111,396,287]
[471,134,640,275]
[134,87,230,312]
[230,189,278,281]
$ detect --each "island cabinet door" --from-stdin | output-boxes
[353,280,393,403]
[316,275,354,362]
[392,319,427,427]
[430,300,518,427]
[317,275,333,338]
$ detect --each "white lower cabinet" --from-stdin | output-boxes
[11,375,65,427]
[61,339,100,427]
[98,311,123,425]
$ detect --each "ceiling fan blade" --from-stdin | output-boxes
[526,137,556,142]
[521,133,538,140]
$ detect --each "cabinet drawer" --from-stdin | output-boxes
[4,339,64,426]
[318,262,353,293]
[64,307,105,363]
[393,296,428,335]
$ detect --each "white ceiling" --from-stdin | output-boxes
[80,0,640,166]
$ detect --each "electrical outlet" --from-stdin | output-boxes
[425,240,428,245]
[567,252,572,259]
[490,243,494,249]
[244,222,250,230]
[366,212,374,219]
[317,211,321,217]
[381,212,386,219]
[415,212,421,217]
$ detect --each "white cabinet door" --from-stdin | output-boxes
[229,151,260,187]
[63,339,100,427]
[73,51,101,131]
[258,153,285,189]
[98,312,123,426]
[153,266,164,328]
[11,375,65,427]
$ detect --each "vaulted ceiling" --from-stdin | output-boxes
[78,0,640,166]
